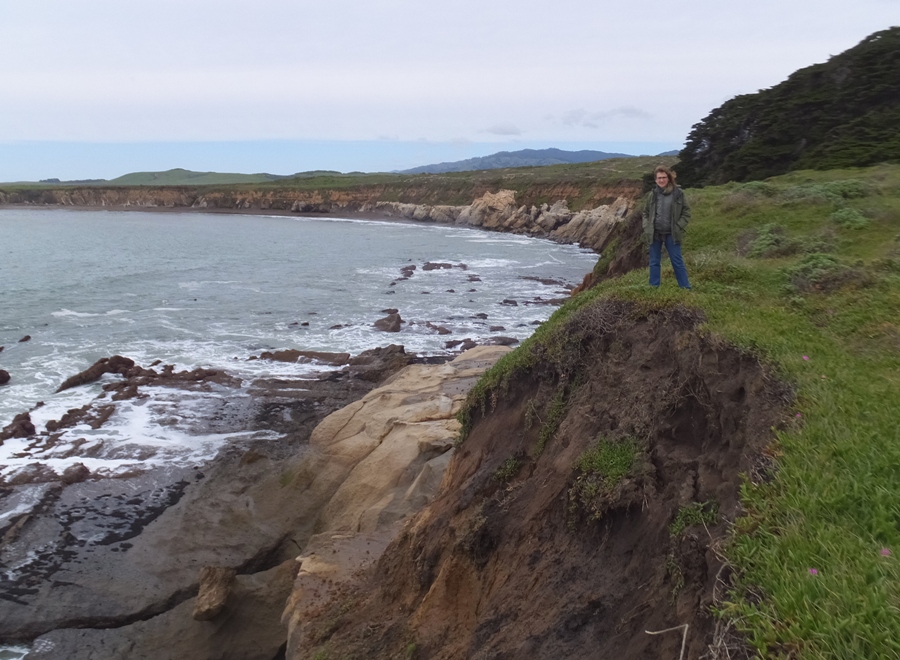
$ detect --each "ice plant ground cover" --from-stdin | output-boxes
[506,163,900,658]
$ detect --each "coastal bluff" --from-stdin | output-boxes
[16,346,510,659]
[0,185,635,252]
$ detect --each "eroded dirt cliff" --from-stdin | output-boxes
[287,299,790,659]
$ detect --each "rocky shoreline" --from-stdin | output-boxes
[0,341,510,658]
[0,187,633,252]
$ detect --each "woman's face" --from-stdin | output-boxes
[655,172,670,187]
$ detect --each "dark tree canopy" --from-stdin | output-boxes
[677,27,900,187]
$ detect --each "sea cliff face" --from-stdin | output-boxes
[0,185,636,252]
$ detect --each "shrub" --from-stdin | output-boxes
[568,437,640,521]
[743,224,800,258]
[830,207,869,229]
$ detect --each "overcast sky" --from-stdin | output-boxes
[1,1,897,180]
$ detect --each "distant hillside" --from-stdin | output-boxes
[398,148,635,174]
[678,27,900,186]
[107,168,287,186]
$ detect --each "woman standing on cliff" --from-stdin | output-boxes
[641,165,691,289]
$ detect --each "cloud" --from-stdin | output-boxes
[560,107,653,129]
[481,123,522,136]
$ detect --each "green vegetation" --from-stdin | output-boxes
[493,457,522,484]
[678,27,900,186]
[567,436,640,521]
[106,168,289,186]
[669,501,719,538]
[463,162,900,657]
[1,156,673,212]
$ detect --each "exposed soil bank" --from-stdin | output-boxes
[289,300,791,659]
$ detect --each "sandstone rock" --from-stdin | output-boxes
[283,346,510,648]
[193,566,237,621]
[0,369,9,385]
[373,313,403,332]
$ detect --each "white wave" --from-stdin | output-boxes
[51,308,100,318]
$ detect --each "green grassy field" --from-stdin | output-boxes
[464,163,900,658]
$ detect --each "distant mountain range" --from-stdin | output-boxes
[398,148,638,174]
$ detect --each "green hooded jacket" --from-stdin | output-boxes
[641,186,691,244]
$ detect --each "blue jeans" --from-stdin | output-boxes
[649,234,691,289]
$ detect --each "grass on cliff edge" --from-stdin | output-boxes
[459,163,900,659]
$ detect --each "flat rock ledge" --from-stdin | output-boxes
[18,346,510,660]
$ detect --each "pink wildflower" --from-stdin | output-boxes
[796,413,802,418]
[881,548,891,557]
[808,568,818,575]
[803,355,810,361]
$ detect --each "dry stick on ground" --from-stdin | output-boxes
[645,623,689,660]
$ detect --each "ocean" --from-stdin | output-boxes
[0,208,597,482]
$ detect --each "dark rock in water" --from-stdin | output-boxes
[423,262,452,271]
[0,345,4,352]
[519,275,568,287]
[348,345,411,383]
[456,263,468,270]
[531,320,542,325]
[46,403,115,432]
[374,313,403,332]
[467,275,481,282]
[426,322,452,335]
[500,299,518,306]
[57,355,135,393]
[421,291,431,294]
[460,339,478,351]
[444,340,465,349]
[446,289,455,293]
[472,313,488,320]
[193,566,237,621]
[301,322,309,326]
[400,265,416,277]
[329,324,346,330]
[486,336,519,346]
[381,308,399,314]
[61,463,91,485]
[4,462,59,485]
[490,326,506,332]
[0,369,9,385]
[19,335,31,342]
[257,350,351,366]
[0,411,36,440]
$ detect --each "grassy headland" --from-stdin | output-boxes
[0,156,671,212]
[461,162,900,657]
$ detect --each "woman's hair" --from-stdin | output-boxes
[654,165,677,192]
